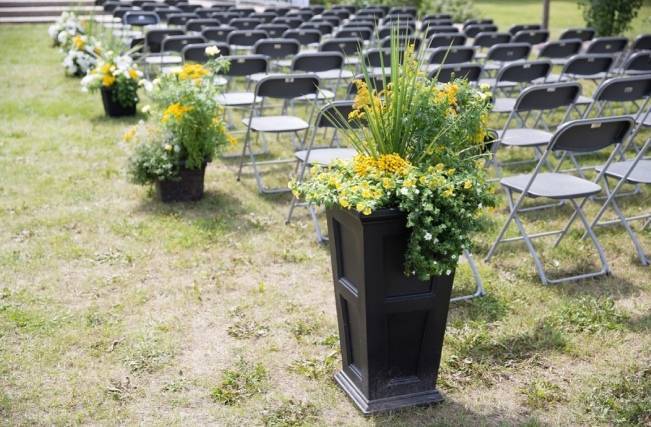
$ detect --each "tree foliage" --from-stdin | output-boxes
[577,0,643,36]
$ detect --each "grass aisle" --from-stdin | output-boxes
[1,23,650,426]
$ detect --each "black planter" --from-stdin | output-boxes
[156,164,207,203]
[100,87,136,117]
[326,207,455,414]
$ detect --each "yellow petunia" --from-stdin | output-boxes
[464,179,473,190]
[177,63,209,81]
[161,102,192,123]
[102,75,116,87]
[122,127,136,142]
[128,68,139,79]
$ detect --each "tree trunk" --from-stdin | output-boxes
[542,0,551,29]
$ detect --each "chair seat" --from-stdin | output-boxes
[492,97,516,113]
[247,72,282,83]
[596,160,651,184]
[216,92,259,106]
[296,89,335,101]
[345,57,360,65]
[295,148,357,165]
[575,95,593,105]
[316,69,354,80]
[276,59,292,68]
[501,172,602,199]
[478,78,517,89]
[498,128,553,146]
[242,116,309,132]
[635,111,651,127]
[144,54,182,65]
[546,72,607,82]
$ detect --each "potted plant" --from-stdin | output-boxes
[290,40,494,413]
[81,50,144,117]
[62,34,101,77]
[48,11,83,47]
[125,47,235,202]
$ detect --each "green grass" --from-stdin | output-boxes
[1,9,650,425]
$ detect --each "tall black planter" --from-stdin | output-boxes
[156,164,207,203]
[100,87,136,117]
[326,207,454,414]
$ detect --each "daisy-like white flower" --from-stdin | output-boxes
[205,45,220,56]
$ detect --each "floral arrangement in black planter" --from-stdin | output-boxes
[124,47,235,202]
[81,50,145,117]
[290,36,494,414]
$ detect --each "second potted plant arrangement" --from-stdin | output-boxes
[125,48,235,202]
[291,40,494,413]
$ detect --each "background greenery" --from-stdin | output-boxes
[0,4,650,424]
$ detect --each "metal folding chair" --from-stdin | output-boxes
[250,38,300,72]
[425,33,467,50]
[428,63,482,84]
[425,46,475,72]
[182,42,229,63]
[559,28,595,42]
[237,75,321,193]
[508,24,541,35]
[484,59,553,114]
[256,23,289,38]
[227,29,268,52]
[185,18,219,33]
[291,52,349,100]
[512,29,549,46]
[537,39,582,66]
[320,37,364,69]
[482,42,532,76]
[589,138,651,265]
[201,26,235,44]
[485,116,635,284]
[465,24,498,39]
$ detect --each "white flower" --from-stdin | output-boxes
[205,45,220,56]
[141,104,151,114]
[399,187,410,196]
[479,83,491,92]
[140,79,153,92]
[446,269,452,275]
[424,232,432,241]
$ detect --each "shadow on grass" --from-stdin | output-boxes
[546,273,641,300]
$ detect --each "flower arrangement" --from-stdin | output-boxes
[48,11,84,47]
[290,40,494,279]
[126,47,235,185]
[62,34,102,76]
[81,50,145,109]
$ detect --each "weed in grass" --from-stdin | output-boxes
[320,333,339,349]
[288,315,325,343]
[262,399,319,427]
[546,297,628,334]
[288,351,338,381]
[210,359,268,405]
[122,331,174,374]
[106,377,134,403]
[162,375,191,393]
[583,364,651,426]
[227,310,270,340]
[521,378,567,409]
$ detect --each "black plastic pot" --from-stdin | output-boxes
[100,87,136,117]
[156,164,207,203]
[326,207,455,414]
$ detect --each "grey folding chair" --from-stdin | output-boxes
[428,63,482,84]
[465,24,498,39]
[485,59,553,114]
[282,29,322,48]
[182,42,229,63]
[320,37,364,68]
[472,32,511,60]
[227,29,268,51]
[425,33,467,50]
[425,46,475,71]
[291,52,349,101]
[512,29,549,46]
[237,75,321,193]
[201,26,235,43]
[589,138,651,265]
[508,24,541,35]
[559,28,595,42]
[250,38,300,72]
[485,116,635,285]
[537,39,582,66]
[618,51,651,76]
[256,23,289,38]
[490,82,581,177]
[185,18,219,33]
[482,42,532,76]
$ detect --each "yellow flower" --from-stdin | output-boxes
[403,178,416,188]
[447,168,456,176]
[177,63,209,81]
[227,133,238,146]
[99,63,111,75]
[128,68,139,79]
[464,179,473,190]
[164,144,173,151]
[363,207,372,215]
[362,188,372,198]
[122,127,136,142]
[72,35,85,50]
[442,187,455,198]
[434,163,445,172]
[339,197,350,208]
[382,178,394,189]
[162,103,192,123]
[102,75,115,87]
[376,153,411,175]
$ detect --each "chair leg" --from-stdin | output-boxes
[450,250,486,303]
[564,198,611,279]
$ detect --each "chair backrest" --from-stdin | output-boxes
[255,75,320,99]
[292,52,344,73]
[631,34,651,51]
[123,11,159,26]
[299,22,334,35]
[473,32,511,48]
[256,24,289,38]
[380,35,421,50]
[383,14,415,24]
[103,1,120,12]
[335,28,372,40]
[497,59,551,84]
[586,37,628,55]
[227,30,267,47]
[559,27,595,42]
[266,7,289,16]
[113,7,136,20]
[196,7,226,18]
[287,10,313,21]
[231,7,254,16]
[182,42,229,63]
[389,6,417,16]
[424,26,459,38]
[201,26,234,43]
[426,33,467,49]
[550,117,634,153]
[167,13,197,26]
[252,38,300,59]
[538,39,582,59]
[220,54,268,77]
[342,20,374,30]
[424,13,452,21]
[508,24,541,35]
[592,75,651,104]
[146,28,184,53]
[364,49,391,68]
[513,29,549,45]
[229,17,263,30]
[562,54,613,77]
[464,18,494,28]
[513,82,581,112]
[428,46,475,65]
[185,18,219,32]
[283,29,321,45]
[622,51,651,74]
[422,18,453,28]
[429,63,482,83]
[211,11,239,23]
[377,25,413,39]
[162,35,205,53]
[320,38,363,56]
[178,3,199,12]
[487,43,531,62]
[465,24,498,38]
[272,17,303,29]
[250,12,277,23]
[319,16,342,28]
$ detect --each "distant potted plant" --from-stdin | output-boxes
[125,47,235,202]
[290,39,494,413]
[81,50,144,117]
[62,34,101,77]
[48,11,83,47]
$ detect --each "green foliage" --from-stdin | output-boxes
[262,399,319,427]
[577,0,643,36]
[521,378,566,409]
[421,0,480,22]
[584,365,651,425]
[546,297,628,334]
[288,352,337,381]
[125,124,180,184]
[210,360,268,405]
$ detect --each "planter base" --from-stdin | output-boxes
[335,370,443,415]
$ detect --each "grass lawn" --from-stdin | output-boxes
[1,11,651,427]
